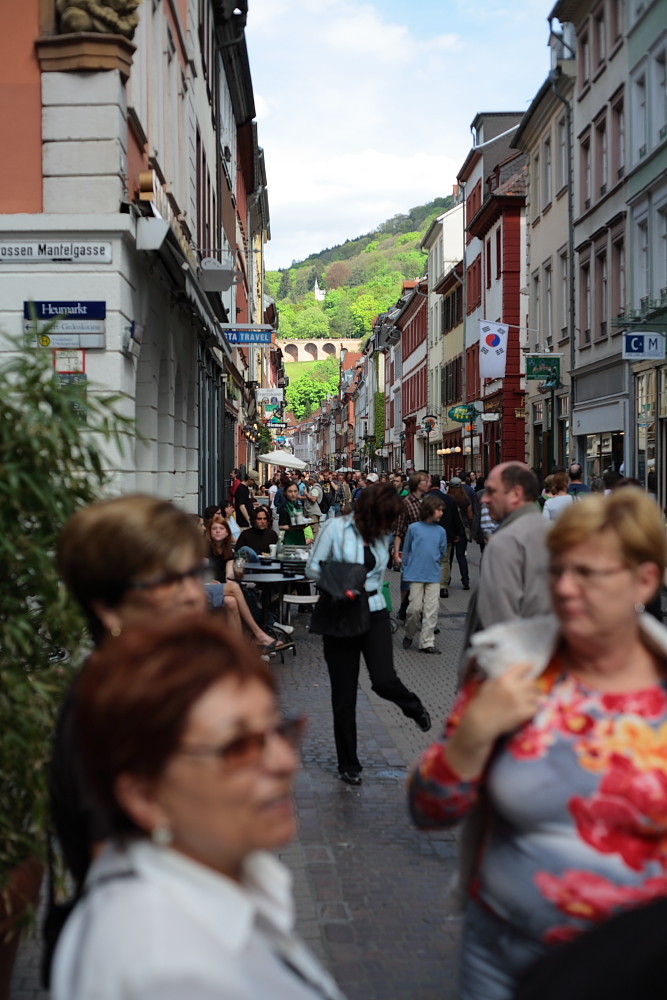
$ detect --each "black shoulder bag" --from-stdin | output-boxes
[309,561,370,638]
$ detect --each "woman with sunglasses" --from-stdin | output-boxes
[409,489,667,999]
[52,616,344,1000]
[50,496,283,907]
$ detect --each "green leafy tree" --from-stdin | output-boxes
[277,269,292,300]
[396,231,422,245]
[323,289,356,338]
[264,271,282,298]
[395,250,428,279]
[350,293,383,337]
[285,357,339,419]
[292,306,330,340]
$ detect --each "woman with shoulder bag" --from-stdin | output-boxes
[306,483,432,786]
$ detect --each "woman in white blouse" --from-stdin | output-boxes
[53,616,344,1000]
[542,471,575,521]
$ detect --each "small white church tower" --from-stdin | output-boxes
[313,278,326,302]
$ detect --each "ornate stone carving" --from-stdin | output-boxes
[56,0,140,40]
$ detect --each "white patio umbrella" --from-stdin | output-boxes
[257,449,307,470]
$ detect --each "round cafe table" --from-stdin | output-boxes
[241,571,305,624]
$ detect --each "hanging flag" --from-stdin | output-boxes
[478,320,509,379]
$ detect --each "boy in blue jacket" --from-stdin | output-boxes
[401,494,447,653]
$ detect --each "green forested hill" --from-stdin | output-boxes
[266,196,454,343]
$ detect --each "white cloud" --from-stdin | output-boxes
[246,0,550,269]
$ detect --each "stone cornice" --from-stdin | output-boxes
[35,32,135,81]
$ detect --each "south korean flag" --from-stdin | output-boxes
[479,320,509,379]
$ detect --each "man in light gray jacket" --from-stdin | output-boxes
[462,462,552,660]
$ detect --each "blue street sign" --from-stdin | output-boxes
[225,329,273,345]
[24,301,106,320]
[622,332,665,360]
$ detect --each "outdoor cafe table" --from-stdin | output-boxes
[241,571,305,624]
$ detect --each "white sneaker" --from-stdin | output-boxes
[273,623,294,635]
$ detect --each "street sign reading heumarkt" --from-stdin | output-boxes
[525,355,562,380]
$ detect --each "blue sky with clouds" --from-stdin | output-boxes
[245,0,554,270]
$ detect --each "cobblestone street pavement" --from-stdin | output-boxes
[11,550,479,1000]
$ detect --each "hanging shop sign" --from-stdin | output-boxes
[256,388,284,403]
[525,355,563,380]
[622,333,666,360]
[448,404,480,423]
[221,324,274,346]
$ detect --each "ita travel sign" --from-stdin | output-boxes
[225,330,273,345]
[622,333,665,360]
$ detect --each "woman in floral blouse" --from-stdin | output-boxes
[408,488,667,999]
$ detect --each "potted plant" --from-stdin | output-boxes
[0,328,130,996]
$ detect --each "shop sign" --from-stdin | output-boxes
[448,404,480,423]
[622,333,665,360]
[525,355,562,380]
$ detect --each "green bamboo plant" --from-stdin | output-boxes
[0,327,131,888]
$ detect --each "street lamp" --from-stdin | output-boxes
[537,367,564,475]
[399,431,406,468]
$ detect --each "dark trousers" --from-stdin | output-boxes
[323,609,424,773]
[452,536,469,586]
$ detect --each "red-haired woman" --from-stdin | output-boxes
[307,482,431,785]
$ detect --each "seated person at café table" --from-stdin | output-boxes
[236,508,279,558]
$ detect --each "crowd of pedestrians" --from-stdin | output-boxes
[35,459,667,999]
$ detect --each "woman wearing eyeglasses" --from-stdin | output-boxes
[409,489,667,1000]
[52,616,344,1000]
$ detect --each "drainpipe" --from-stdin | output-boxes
[550,69,576,466]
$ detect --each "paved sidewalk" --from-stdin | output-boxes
[11,549,480,1000]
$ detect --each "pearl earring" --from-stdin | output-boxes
[151,825,173,846]
[635,602,645,614]
[110,625,122,637]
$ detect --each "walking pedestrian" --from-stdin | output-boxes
[401,495,447,654]
[303,472,324,537]
[542,471,575,521]
[392,471,430,621]
[409,488,667,1000]
[462,462,551,657]
[446,477,472,590]
[427,474,459,599]
[306,482,432,785]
